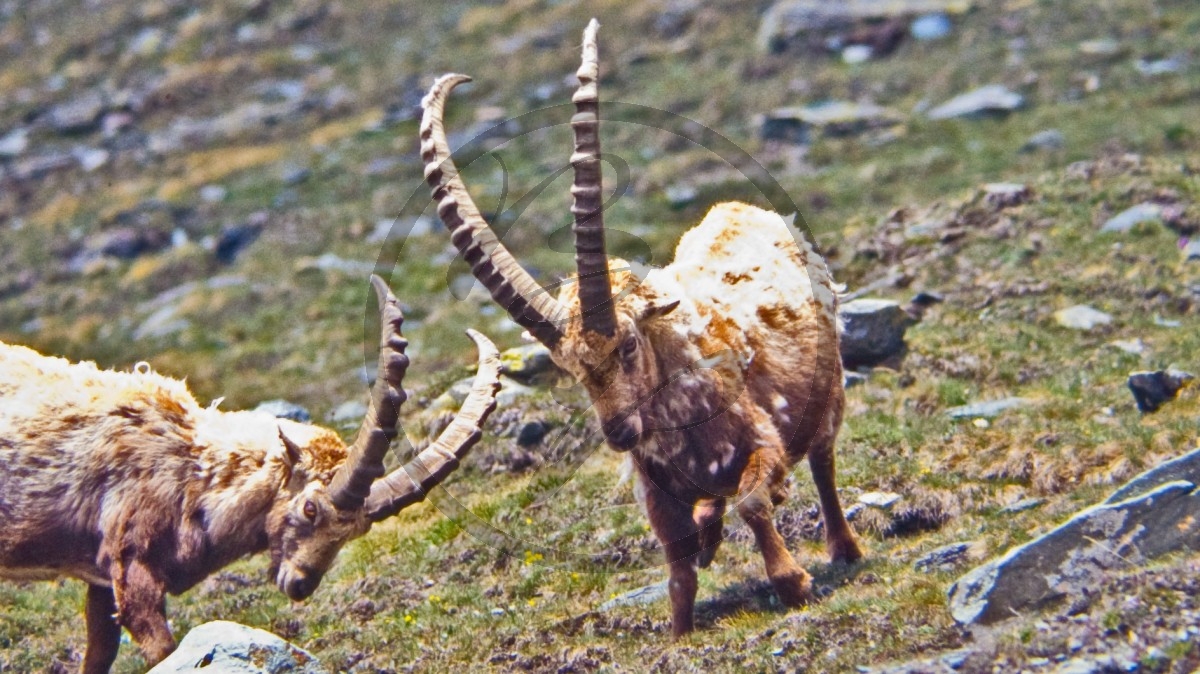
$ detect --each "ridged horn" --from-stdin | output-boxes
[365,329,501,521]
[571,19,616,337]
[329,275,409,512]
[420,74,566,347]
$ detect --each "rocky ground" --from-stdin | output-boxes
[1,0,1199,672]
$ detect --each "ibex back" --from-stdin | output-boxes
[0,276,500,672]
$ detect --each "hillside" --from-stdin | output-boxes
[1,0,1198,672]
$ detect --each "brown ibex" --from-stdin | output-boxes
[0,275,500,672]
[419,20,862,636]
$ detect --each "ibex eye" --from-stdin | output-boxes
[621,336,638,357]
[302,500,318,521]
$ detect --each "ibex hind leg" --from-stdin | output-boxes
[83,584,121,674]
[693,498,724,569]
[807,435,863,564]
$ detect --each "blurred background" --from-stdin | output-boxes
[1,1,1198,671]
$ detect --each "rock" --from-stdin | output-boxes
[756,0,972,53]
[0,128,28,157]
[838,298,913,368]
[1107,338,1146,355]
[46,90,108,134]
[199,184,228,203]
[927,85,1024,120]
[1106,447,1200,504]
[1100,203,1161,233]
[913,542,972,572]
[12,152,76,181]
[255,399,312,423]
[282,166,312,186]
[214,216,266,264]
[945,397,1029,419]
[759,102,904,143]
[1183,239,1200,262]
[434,375,533,411]
[910,13,951,41]
[982,183,1031,209]
[499,343,560,385]
[947,480,1200,625]
[147,620,326,673]
[844,371,868,389]
[133,305,190,340]
[1127,368,1194,413]
[516,420,549,447]
[999,497,1043,514]
[328,400,368,426]
[72,146,110,172]
[1022,129,1065,152]
[599,580,669,611]
[1134,56,1184,77]
[859,492,901,509]
[665,183,698,207]
[1078,39,1121,57]
[841,44,873,64]
[1054,305,1111,330]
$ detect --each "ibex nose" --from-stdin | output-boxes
[603,417,641,450]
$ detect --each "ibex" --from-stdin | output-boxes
[419,20,862,636]
[0,276,500,673]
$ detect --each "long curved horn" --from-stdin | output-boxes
[420,75,566,347]
[329,275,409,512]
[571,19,616,337]
[365,329,501,521]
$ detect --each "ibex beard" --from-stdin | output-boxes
[0,276,501,673]
[420,20,862,636]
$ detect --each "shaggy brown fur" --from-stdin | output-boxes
[0,287,500,672]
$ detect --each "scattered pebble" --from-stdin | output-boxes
[859,491,902,509]
[1100,202,1161,233]
[928,85,1024,120]
[1054,305,1112,330]
[946,397,1029,419]
[910,13,951,41]
[1022,129,1065,152]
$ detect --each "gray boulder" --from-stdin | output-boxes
[947,480,1200,625]
[1127,368,1194,413]
[838,298,914,368]
[147,621,327,673]
[1100,203,1161,233]
[1106,447,1200,504]
[758,101,904,143]
[1054,304,1111,330]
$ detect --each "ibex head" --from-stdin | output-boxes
[420,20,680,451]
[266,275,500,599]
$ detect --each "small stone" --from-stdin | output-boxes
[1078,39,1121,56]
[910,13,951,41]
[946,397,1028,419]
[127,27,164,57]
[760,101,904,142]
[1000,498,1043,514]
[843,371,867,389]
[1127,368,1194,413]
[1101,203,1161,233]
[328,400,368,426]
[490,607,506,616]
[1054,305,1112,330]
[213,217,266,264]
[72,146,109,172]
[1022,129,1065,152]
[665,183,698,207]
[841,44,872,64]
[599,581,669,611]
[254,399,312,423]
[499,343,559,385]
[859,491,901,509]
[983,182,1031,209]
[913,542,972,572]
[516,421,549,447]
[1134,56,1184,77]
[0,128,28,157]
[1108,338,1147,355]
[199,184,227,203]
[46,90,108,134]
[1182,239,1200,262]
[282,166,311,186]
[927,85,1024,120]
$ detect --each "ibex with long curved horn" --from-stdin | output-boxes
[0,275,500,672]
[421,20,862,636]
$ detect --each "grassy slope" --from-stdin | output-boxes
[1,0,1198,671]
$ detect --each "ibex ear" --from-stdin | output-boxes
[637,299,680,324]
[277,427,303,466]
